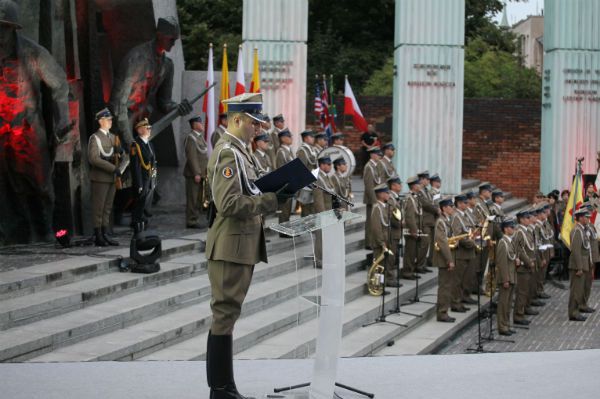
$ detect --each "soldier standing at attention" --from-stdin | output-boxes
[211,113,228,149]
[88,108,122,246]
[313,156,335,268]
[296,130,318,216]
[386,176,404,287]
[314,132,328,153]
[403,176,425,280]
[495,218,518,336]
[269,114,284,165]
[417,171,436,272]
[130,118,157,233]
[331,132,345,146]
[434,197,457,323]
[252,133,272,176]
[275,128,294,231]
[205,93,288,398]
[429,174,442,198]
[183,116,208,229]
[568,208,593,322]
[363,147,383,249]
[464,191,481,295]
[377,143,397,181]
[580,202,597,314]
[331,158,351,209]
[450,195,477,311]
[513,210,536,326]
[370,183,398,286]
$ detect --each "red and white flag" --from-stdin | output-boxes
[203,44,216,154]
[235,44,245,95]
[344,76,368,131]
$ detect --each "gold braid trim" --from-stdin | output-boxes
[134,142,152,171]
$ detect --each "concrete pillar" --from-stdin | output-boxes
[541,0,600,191]
[242,0,308,149]
[393,0,465,193]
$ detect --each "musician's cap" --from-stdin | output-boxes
[382,143,395,151]
[301,130,315,138]
[439,197,454,208]
[333,157,346,166]
[367,146,382,155]
[254,133,270,142]
[387,176,402,185]
[135,118,151,129]
[278,128,292,138]
[454,194,467,204]
[315,132,327,140]
[478,183,493,192]
[188,115,203,125]
[516,209,531,219]
[222,93,266,122]
[547,190,559,200]
[492,190,504,200]
[501,217,517,229]
[535,191,545,198]
[273,114,284,122]
[406,176,419,186]
[156,16,180,38]
[219,112,228,120]
[262,114,271,122]
[374,183,389,193]
[466,191,476,199]
[95,107,112,120]
[530,206,543,215]
[574,207,591,218]
[417,170,430,178]
[318,156,332,165]
[332,133,345,140]
[430,173,441,182]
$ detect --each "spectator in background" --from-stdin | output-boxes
[359,124,379,174]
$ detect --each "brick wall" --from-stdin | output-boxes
[305,97,542,200]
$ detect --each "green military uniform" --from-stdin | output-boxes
[418,187,437,268]
[275,142,294,224]
[495,233,517,334]
[473,196,492,292]
[433,213,455,321]
[377,155,396,182]
[332,170,352,211]
[528,222,543,306]
[403,190,427,278]
[583,222,598,310]
[252,148,272,176]
[210,124,226,149]
[568,222,592,319]
[371,200,394,282]
[89,128,119,230]
[313,168,334,267]
[268,126,281,166]
[296,142,318,216]
[450,209,477,309]
[464,204,481,295]
[513,221,536,323]
[363,159,381,249]
[387,191,403,282]
[183,128,208,227]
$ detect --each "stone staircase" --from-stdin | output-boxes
[0,178,530,364]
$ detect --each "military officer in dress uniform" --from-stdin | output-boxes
[568,208,593,321]
[130,118,157,233]
[275,128,294,232]
[331,158,352,210]
[371,183,400,286]
[314,132,328,153]
[296,130,318,216]
[363,147,383,249]
[387,176,404,287]
[403,176,426,280]
[434,197,457,322]
[451,195,477,311]
[377,143,397,181]
[205,93,287,398]
[183,116,208,228]
[513,210,536,325]
[496,218,518,336]
[252,133,272,176]
[313,156,335,268]
[417,171,437,272]
[210,113,228,149]
[88,108,122,246]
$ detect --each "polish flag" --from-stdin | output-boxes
[235,45,245,95]
[344,76,368,131]
[203,44,216,154]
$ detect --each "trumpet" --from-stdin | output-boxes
[434,232,472,251]
[367,247,394,296]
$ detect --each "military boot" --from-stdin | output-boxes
[94,228,108,247]
[101,227,119,246]
[207,333,255,399]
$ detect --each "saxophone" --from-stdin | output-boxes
[367,247,394,296]
[434,232,472,251]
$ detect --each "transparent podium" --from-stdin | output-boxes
[269,209,372,399]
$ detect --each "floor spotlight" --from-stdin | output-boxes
[55,229,71,248]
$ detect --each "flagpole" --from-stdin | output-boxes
[343,74,348,130]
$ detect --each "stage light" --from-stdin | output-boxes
[55,229,71,248]
[129,231,161,273]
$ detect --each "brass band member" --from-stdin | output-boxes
[377,143,397,181]
[314,132,328,152]
[183,116,208,229]
[331,157,351,210]
[371,183,397,285]
[513,209,536,326]
[88,108,122,246]
[331,132,345,146]
[403,176,426,280]
[387,176,404,287]
[275,128,294,232]
[451,195,477,312]
[296,130,318,216]
[417,170,436,272]
[313,156,335,268]
[363,147,383,249]
[496,218,518,336]
[434,197,457,323]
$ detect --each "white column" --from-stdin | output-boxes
[242,0,308,150]
[393,0,465,193]
[541,0,600,191]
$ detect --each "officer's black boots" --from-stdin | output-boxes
[94,228,108,246]
[206,332,255,399]
[101,227,119,246]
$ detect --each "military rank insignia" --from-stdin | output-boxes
[222,166,234,178]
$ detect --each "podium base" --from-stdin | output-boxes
[271,381,374,398]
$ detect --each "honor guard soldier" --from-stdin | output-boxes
[252,133,272,176]
[513,210,536,325]
[377,143,397,181]
[88,108,122,246]
[275,128,294,230]
[331,132,345,146]
[403,176,427,279]
[313,156,335,268]
[205,93,288,398]
[210,113,228,149]
[580,202,597,313]
[568,208,593,321]
[363,147,383,249]
[387,176,404,286]
[130,118,157,233]
[331,157,352,210]
[183,116,208,228]
[314,132,328,152]
[417,171,437,271]
[451,195,477,311]
[496,218,518,336]
[296,130,318,216]
[370,183,400,286]
[434,197,457,322]
[269,114,284,164]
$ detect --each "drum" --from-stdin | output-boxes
[318,145,356,178]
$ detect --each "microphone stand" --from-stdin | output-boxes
[403,205,435,306]
[310,183,354,209]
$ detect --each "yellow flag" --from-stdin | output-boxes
[219,44,230,113]
[560,165,584,249]
[250,48,260,93]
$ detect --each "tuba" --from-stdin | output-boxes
[367,247,394,296]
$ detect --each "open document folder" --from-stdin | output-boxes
[254,158,317,195]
